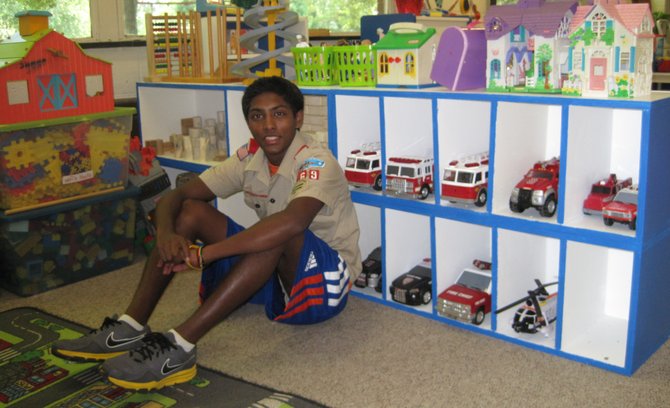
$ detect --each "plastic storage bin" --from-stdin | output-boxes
[332,45,376,87]
[292,46,338,86]
[0,108,135,212]
[0,186,138,296]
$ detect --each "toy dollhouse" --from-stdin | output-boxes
[0,11,114,125]
[373,22,438,88]
[562,0,654,98]
[484,0,578,94]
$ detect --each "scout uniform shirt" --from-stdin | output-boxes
[199,131,362,282]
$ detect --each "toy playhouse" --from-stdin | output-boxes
[563,0,654,98]
[484,0,578,93]
[0,11,134,212]
[0,11,114,125]
[373,22,438,88]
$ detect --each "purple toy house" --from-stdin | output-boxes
[484,0,578,93]
[431,27,487,91]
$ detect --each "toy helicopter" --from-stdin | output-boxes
[495,279,559,335]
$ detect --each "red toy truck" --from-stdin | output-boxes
[509,157,560,217]
[437,260,492,325]
[582,174,632,215]
[344,144,382,191]
[602,185,638,230]
[441,152,489,207]
[385,156,434,200]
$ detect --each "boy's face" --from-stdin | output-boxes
[246,92,303,166]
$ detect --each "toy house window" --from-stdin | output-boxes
[37,73,78,112]
[640,16,651,33]
[510,27,525,42]
[85,75,104,97]
[557,16,570,38]
[404,53,416,76]
[490,18,503,32]
[491,59,501,79]
[620,52,631,72]
[573,49,583,71]
[6,80,29,105]
[379,53,390,75]
[591,12,608,37]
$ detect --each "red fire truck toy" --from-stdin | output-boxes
[436,259,492,325]
[385,156,434,200]
[602,185,638,230]
[441,152,489,207]
[582,173,632,215]
[344,143,382,191]
[509,157,560,217]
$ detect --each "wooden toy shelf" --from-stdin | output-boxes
[137,81,670,375]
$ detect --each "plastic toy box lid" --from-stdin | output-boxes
[0,107,136,132]
[0,185,140,222]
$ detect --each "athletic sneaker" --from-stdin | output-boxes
[51,316,149,362]
[102,332,197,391]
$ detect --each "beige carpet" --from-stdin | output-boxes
[1,258,669,408]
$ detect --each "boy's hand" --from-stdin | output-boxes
[170,245,202,273]
[156,231,190,274]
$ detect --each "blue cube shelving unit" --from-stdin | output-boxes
[137,80,670,375]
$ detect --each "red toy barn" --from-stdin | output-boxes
[0,11,114,125]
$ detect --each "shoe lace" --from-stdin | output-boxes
[129,332,175,362]
[91,316,121,334]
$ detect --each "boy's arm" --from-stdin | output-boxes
[154,177,217,268]
[187,196,324,270]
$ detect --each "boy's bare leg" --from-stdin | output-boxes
[174,233,304,344]
[125,200,231,325]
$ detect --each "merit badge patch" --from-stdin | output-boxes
[299,157,325,171]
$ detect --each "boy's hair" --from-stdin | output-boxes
[242,76,304,119]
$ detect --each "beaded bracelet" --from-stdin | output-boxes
[186,244,205,270]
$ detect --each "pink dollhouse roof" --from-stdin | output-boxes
[485,0,578,40]
[569,2,654,38]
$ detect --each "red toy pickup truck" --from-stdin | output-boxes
[509,157,560,217]
[583,174,632,215]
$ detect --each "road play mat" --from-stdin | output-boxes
[0,307,323,407]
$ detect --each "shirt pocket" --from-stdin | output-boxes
[243,190,268,218]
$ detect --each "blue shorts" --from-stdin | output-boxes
[199,217,351,325]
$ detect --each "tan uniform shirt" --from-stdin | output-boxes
[199,131,362,281]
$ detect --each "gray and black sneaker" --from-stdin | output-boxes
[102,332,197,391]
[51,316,149,362]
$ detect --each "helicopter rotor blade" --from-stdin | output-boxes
[494,295,530,314]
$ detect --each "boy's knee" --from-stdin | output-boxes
[175,199,217,235]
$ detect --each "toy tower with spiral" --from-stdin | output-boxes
[231,0,300,80]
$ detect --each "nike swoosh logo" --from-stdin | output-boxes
[161,358,183,375]
[105,332,145,348]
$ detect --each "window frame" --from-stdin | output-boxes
[85,0,387,43]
